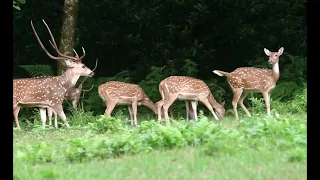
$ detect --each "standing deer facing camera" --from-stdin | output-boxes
[156,76,226,123]
[13,19,95,130]
[213,47,284,120]
[98,81,158,126]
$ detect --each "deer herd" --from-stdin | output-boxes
[13,20,284,130]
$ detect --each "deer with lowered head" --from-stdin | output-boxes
[156,76,226,123]
[213,47,284,120]
[13,19,95,130]
[98,81,158,126]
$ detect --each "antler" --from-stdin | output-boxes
[73,49,79,58]
[31,19,86,62]
[48,40,82,60]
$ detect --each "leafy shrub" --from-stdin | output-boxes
[15,114,306,164]
[87,115,126,134]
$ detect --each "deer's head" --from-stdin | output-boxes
[31,19,97,77]
[214,101,225,119]
[264,47,284,65]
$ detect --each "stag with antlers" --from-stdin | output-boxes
[98,81,158,126]
[213,47,284,120]
[13,19,95,130]
[156,76,226,123]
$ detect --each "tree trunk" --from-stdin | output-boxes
[58,0,79,75]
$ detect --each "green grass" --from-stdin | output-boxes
[15,147,305,180]
[14,113,307,180]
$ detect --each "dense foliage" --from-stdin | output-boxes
[15,114,306,164]
[13,0,306,118]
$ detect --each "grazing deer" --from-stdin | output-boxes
[98,81,158,126]
[13,19,95,130]
[156,76,226,123]
[213,47,284,120]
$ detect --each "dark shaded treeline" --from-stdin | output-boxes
[13,0,306,81]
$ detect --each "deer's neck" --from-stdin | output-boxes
[141,98,158,115]
[271,62,280,81]
[59,69,81,90]
[208,93,222,110]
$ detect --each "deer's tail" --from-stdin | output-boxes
[98,86,105,102]
[212,70,230,77]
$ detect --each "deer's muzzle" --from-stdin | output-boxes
[89,72,95,77]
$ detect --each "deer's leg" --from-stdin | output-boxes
[47,107,53,126]
[157,100,164,123]
[39,108,47,129]
[268,90,272,113]
[48,107,58,128]
[105,100,117,117]
[52,109,58,129]
[128,105,134,126]
[199,98,219,120]
[132,100,138,126]
[262,91,271,116]
[53,105,70,128]
[191,101,198,121]
[238,92,251,117]
[231,89,243,120]
[162,95,178,123]
[13,106,21,130]
[185,101,190,121]
[72,99,77,110]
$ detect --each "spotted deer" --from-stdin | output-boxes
[45,68,95,128]
[13,19,95,130]
[98,81,158,126]
[156,76,226,123]
[213,47,284,120]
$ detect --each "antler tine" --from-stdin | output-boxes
[50,40,80,60]
[73,49,79,58]
[41,19,78,61]
[79,47,86,61]
[49,40,56,50]
[92,58,98,72]
[82,84,94,92]
[30,20,63,60]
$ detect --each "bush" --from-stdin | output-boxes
[15,114,306,164]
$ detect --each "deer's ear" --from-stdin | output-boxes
[221,101,225,106]
[264,48,271,56]
[278,47,284,55]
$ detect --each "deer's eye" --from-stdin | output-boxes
[82,65,86,68]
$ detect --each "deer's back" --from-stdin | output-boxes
[160,76,211,95]
[99,81,146,100]
[228,67,273,90]
[13,77,66,106]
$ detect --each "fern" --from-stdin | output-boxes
[19,65,55,77]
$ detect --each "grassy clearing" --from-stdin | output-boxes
[15,147,305,180]
[14,113,306,180]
